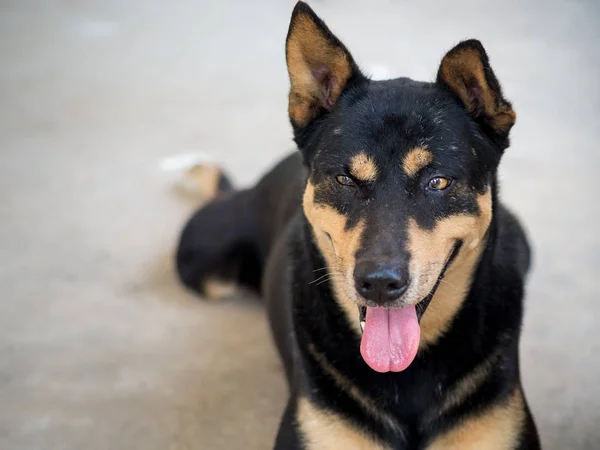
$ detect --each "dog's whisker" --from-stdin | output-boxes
[439,279,458,290]
[309,273,332,284]
[310,273,346,287]
[315,276,344,287]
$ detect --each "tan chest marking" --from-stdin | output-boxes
[297,397,390,450]
[425,388,525,450]
[307,343,400,432]
[440,350,499,419]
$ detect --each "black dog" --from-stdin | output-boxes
[176,2,540,448]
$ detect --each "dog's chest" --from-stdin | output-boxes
[297,396,393,450]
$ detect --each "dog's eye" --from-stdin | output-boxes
[336,175,355,186]
[428,177,451,190]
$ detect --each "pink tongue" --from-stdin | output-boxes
[360,306,420,373]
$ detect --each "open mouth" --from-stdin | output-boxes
[357,241,462,373]
[415,239,463,320]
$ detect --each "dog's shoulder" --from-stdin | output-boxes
[493,202,532,280]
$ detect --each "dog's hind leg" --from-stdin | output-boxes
[177,163,234,201]
[175,164,264,299]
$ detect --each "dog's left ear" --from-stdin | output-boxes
[437,40,516,144]
[286,2,364,140]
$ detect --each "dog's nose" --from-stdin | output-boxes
[354,261,409,305]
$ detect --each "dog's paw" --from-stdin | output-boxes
[162,152,231,202]
[181,163,224,201]
[202,277,238,300]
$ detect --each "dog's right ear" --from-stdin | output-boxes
[286,2,364,145]
[437,40,516,149]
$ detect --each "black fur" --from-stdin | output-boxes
[176,2,540,448]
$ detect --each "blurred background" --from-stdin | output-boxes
[1,0,599,449]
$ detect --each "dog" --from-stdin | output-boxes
[176,2,541,448]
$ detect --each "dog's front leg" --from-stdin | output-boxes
[273,396,303,450]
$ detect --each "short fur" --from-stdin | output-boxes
[176,2,540,448]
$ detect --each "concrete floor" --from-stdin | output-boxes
[1,1,599,449]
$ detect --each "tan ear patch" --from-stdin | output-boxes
[438,46,515,133]
[406,191,492,347]
[303,181,364,335]
[297,396,390,450]
[286,11,353,127]
[349,152,378,182]
[425,387,526,450]
[402,147,433,177]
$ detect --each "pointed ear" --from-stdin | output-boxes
[437,40,516,141]
[286,2,364,132]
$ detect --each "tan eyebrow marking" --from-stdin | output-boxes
[349,152,378,182]
[402,147,433,177]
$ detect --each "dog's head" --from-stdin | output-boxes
[286,3,515,371]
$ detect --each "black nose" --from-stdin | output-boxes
[354,261,409,305]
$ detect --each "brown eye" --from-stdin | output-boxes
[336,175,355,186]
[428,177,451,190]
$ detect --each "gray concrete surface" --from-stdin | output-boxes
[1,1,599,449]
